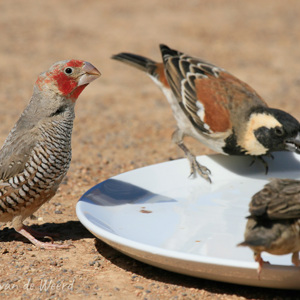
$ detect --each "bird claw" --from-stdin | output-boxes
[189,159,212,183]
[44,236,54,244]
[177,141,212,183]
[292,252,300,266]
[250,156,269,175]
[38,242,75,250]
[16,226,74,250]
[22,225,60,238]
[255,253,270,280]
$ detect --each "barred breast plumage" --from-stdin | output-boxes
[0,116,73,221]
[0,59,100,249]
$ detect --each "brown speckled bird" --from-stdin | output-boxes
[0,60,100,249]
[112,45,300,182]
[238,178,300,276]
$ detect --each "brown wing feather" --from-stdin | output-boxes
[250,179,300,220]
[163,52,267,134]
[0,128,37,181]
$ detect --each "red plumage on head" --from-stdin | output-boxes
[35,60,86,100]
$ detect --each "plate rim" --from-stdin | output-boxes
[76,153,300,289]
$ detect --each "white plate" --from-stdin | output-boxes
[76,152,300,289]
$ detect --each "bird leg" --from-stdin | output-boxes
[177,141,211,182]
[22,225,59,238]
[171,129,211,182]
[16,226,74,250]
[250,156,270,175]
[254,253,264,279]
[292,251,300,266]
[172,128,211,181]
[254,252,269,280]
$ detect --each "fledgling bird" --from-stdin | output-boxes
[238,178,300,277]
[0,60,100,249]
[112,45,300,182]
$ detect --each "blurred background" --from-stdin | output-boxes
[1,0,300,179]
[0,1,300,298]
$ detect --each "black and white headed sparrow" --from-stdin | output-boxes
[112,45,300,182]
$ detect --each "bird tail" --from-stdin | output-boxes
[237,230,270,248]
[111,52,157,74]
[237,241,249,247]
[159,44,183,63]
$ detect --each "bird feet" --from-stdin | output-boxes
[255,253,269,280]
[189,156,212,183]
[250,155,273,175]
[292,251,300,266]
[16,226,74,250]
[22,225,60,238]
[177,142,212,183]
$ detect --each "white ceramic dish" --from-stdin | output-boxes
[76,152,300,289]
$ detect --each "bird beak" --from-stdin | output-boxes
[285,131,300,154]
[78,62,101,86]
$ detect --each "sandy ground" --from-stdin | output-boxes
[0,1,300,299]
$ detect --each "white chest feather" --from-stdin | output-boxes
[149,76,227,153]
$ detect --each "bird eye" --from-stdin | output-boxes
[64,67,74,75]
[275,126,284,136]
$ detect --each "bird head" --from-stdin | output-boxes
[35,59,101,102]
[16,60,100,129]
[239,107,300,156]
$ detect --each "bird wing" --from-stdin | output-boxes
[250,179,300,220]
[0,129,37,181]
[239,218,290,249]
[160,45,267,135]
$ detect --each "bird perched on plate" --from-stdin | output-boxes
[112,44,300,182]
[238,178,300,277]
[0,60,100,249]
